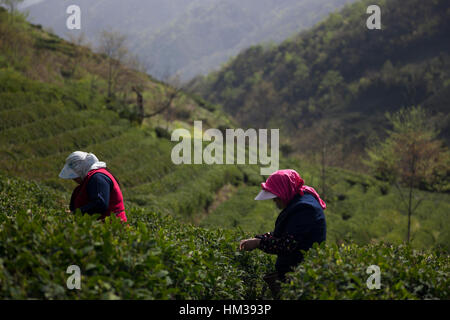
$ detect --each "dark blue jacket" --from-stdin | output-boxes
[258,193,326,278]
[69,173,113,215]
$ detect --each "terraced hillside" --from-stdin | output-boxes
[0,172,275,299]
[0,6,449,301]
[1,173,448,299]
[0,8,448,253]
[3,70,448,251]
[189,0,450,169]
[0,8,257,223]
[0,64,269,223]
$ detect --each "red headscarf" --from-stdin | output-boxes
[261,169,326,209]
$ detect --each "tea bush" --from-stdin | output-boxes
[280,242,449,300]
[1,174,449,299]
[0,174,274,299]
[0,11,448,294]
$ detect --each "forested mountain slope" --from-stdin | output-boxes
[0,7,243,225]
[0,8,449,300]
[189,0,450,168]
[0,7,448,255]
[22,0,356,80]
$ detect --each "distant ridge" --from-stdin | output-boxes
[22,0,356,80]
[189,0,450,168]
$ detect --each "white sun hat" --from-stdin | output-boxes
[254,189,278,200]
[58,161,79,179]
[59,151,106,179]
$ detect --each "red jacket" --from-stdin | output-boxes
[71,168,127,222]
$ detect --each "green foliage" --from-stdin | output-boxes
[201,162,450,251]
[154,126,172,140]
[1,174,448,300]
[0,174,274,299]
[201,184,279,234]
[0,4,449,300]
[280,242,449,299]
[364,106,450,243]
[192,0,450,168]
[0,49,448,254]
[365,106,450,191]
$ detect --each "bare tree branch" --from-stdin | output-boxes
[143,86,180,118]
[98,30,128,99]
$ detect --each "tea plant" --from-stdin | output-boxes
[280,242,449,300]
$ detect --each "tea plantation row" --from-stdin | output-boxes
[1,174,448,299]
[0,173,274,299]
[1,20,449,252]
[0,68,263,223]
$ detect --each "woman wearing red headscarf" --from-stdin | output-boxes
[239,169,326,297]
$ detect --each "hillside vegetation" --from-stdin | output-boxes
[2,60,448,251]
[1,7,449,251]
[0,6,449,299]
[23,0,356,80]
[1,174,448,299]
[0,7,241,222]
[0,173,274,299]
[190,0,450,168]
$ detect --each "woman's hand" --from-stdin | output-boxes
[239,238,261,251]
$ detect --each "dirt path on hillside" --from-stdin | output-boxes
[192,183,238,225]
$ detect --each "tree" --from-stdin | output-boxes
[142,75,181,127]
[1,0,24,16]
[307,119,343,200]
[131,71,181,126]
[1,0,24,24]
[365,106,449,243]
[241,80,278,127]
[64,33,89,78]
[118,53,150,124]
[98,31,128,101]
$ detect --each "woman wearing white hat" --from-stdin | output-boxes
[59,151,127,222]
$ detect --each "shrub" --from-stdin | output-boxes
[155,127,172,140]
[0,174,273,299]
[280,242,449,300]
